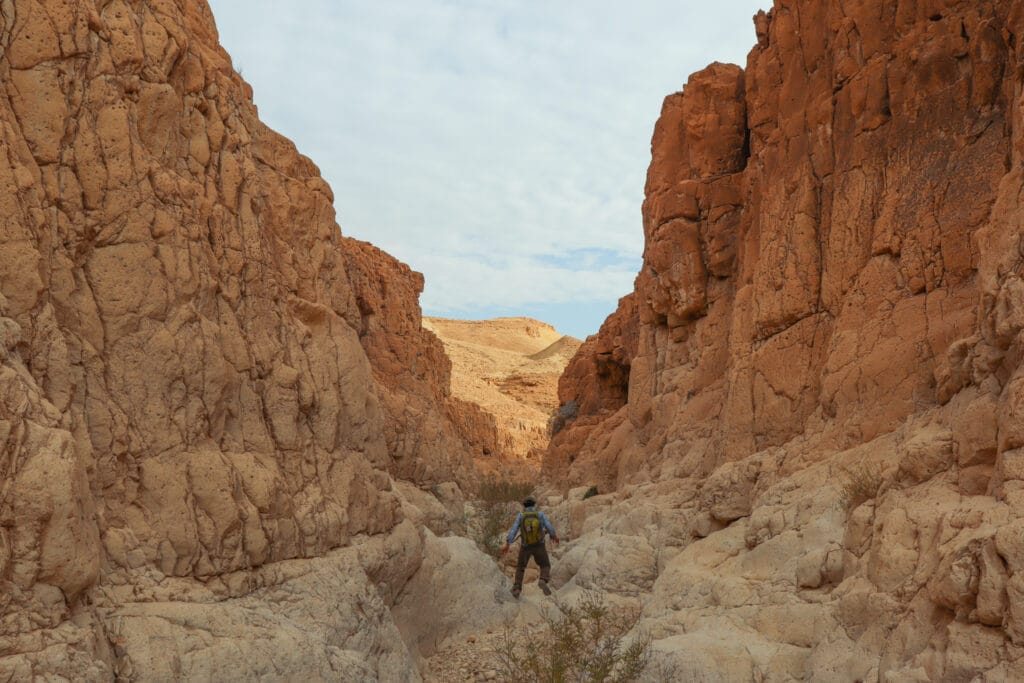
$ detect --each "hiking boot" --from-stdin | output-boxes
[511,587,521,599]
[539,580,552,596]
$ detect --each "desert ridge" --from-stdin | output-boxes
[425,316,582,466]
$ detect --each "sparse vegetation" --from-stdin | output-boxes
[582,485,599,500]
[549,400,579,436]
[497,591,652,683]
[840,461,885,508]
[472,478,534,558]
[479,478,534,506]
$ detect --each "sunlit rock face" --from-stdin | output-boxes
[541,1,1024,679]
[0,1,492,678]
[548,0,1021,493]
[423,316,583,468]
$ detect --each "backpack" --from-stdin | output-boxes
[520,510,544,546]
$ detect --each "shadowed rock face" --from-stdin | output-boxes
[0,1,493,678]
[548,0,1023,491]
[341,238,513,488]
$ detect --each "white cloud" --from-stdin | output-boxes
[414,249,638,312]
[207,0,768,336]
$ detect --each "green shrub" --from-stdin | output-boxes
[582,486,599,500]
[478,478,534,506]
[497,592,652,683]
[475,502,515,558]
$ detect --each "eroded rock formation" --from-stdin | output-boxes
[0,1,504,679]
[342,239,515,488]
[425,316,581,469]
[552,2,1020,488]
[544,0,1024,679]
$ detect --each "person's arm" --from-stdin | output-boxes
[502,513,523,553]
[540,512,560,544]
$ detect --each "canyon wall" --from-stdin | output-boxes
[0,1,494,679]
[549,0,1022,493]
[540,0,1024,679]
[341,239,507,487]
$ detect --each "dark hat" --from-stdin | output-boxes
[523,496,536,507]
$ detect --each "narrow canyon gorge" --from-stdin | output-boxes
[3,0,1024,681]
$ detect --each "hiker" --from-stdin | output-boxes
[501,495,560,598]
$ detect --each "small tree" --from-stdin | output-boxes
[497,592,651,683]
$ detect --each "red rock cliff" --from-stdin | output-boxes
[0,1,488,678]
[538,4,1024,677]
[548,0,1024,493]
[341,237,505,486]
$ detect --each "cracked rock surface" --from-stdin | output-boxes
[544,0,1024,678]
[0,1,508,679]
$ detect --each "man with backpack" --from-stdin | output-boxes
[501,495,560,598]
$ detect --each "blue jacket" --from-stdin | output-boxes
[506,507,557,544]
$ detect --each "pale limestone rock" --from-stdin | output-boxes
[392,532,512,659]
[103,531,424,682]
[551,534,658,596]
[942,622,1004,682]
[540,413,1024,679]
[699,455,762,523]
[642,633,755,683]
[394,480,466,537]
[896,425,955,486]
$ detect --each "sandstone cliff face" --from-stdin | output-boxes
[0,1,492,679]
[542,0,1024,678]
[550,0,1019,492]
[341,238,504,488]
[547,294,638,483]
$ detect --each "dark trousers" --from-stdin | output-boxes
[514,543,551,589]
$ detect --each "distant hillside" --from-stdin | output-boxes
[424,317,582,463]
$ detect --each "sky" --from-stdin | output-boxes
[206,1,768,339]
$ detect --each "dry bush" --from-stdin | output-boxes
[548,400,579,436]
[475,502,517,559]
[497,592,652,683]
[840,461,884,508]
[478,479,534,506]
[472,478,534,558]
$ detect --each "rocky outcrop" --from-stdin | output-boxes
[341,239,501,489]
[546,294,638,484]
[0,1,497,679]
[544,0,1024,678]
[550,0,1020,494]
